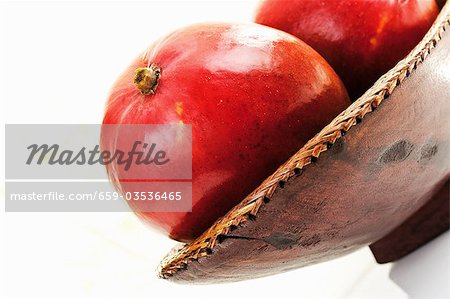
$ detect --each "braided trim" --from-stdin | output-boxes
[159,4,450,279]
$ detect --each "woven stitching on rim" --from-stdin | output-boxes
[159,5,450,279]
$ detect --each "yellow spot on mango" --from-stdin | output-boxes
[175,101,183,116]
[376,14,389,34]
[370,13,390,49]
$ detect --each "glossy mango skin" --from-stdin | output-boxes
[255,0,438,99]
[102,23,350,242]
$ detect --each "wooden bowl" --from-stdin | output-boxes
[158,2,450,283]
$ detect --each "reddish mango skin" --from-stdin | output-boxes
[255,0,439,99]
[102,23,350,242]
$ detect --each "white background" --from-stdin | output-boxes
[0,1,449,298]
